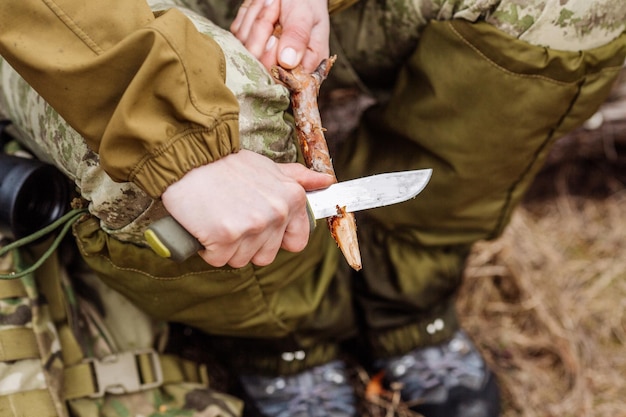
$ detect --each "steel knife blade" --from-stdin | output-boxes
[306,169,432,219]
[145,168,432,262]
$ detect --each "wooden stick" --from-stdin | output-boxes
[272,57,362,270]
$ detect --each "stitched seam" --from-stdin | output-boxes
[446,21,568,85]
[250,274,291,333]
[147,20,231,118]
[78,244,291,330]
[446,21,623,86]
[127,18,239,180]
[79,250,246,281]
[42,0,104,55]
[491,63,623,239]
[444,22,624,238]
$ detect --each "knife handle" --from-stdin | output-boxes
[144,216,201,262]
[145,202,317,262]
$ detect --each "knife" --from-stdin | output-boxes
[144,168,432,262]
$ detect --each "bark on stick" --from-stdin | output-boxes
[272,56,362,270]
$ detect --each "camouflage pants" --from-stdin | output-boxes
[1,0,625,376]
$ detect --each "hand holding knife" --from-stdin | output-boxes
[145,169,432,262]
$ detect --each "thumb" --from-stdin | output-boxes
[277,25,309,68]
[278,163,335,190]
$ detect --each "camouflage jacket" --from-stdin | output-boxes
[1,0,624,246]
[0,0,361,201]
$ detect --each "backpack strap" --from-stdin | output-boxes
[0,278,26,298]
[0,390,58,416]
[0,327,40,361]
[0,243,64,416]
[0,277,38,362]
[63,350,209,399]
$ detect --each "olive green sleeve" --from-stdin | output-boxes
[0,0,240,198]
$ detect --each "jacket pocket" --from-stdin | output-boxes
[73,216,294,338]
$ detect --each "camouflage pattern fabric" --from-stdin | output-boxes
[1,0,624,244]
[0,245,64,416]
[0,0,295,245]
[483,0,626,50]
[326,0,626,93]
[1,229,243,417]
[68,385,242,417]
[0,1,624,414]
[401,0,626,50]
[0,139,242,416]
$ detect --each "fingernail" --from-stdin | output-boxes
[265,0,274,5]
[265,35,277,51]
[280,47,297,67]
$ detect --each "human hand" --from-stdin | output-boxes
[161,150,334,268]
[230,0,330,73]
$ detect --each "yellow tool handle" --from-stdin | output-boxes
[144,216,202,262]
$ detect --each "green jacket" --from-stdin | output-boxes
[0,0,358,199]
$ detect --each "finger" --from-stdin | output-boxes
[244,3,281,58]
[277,21,310,68]
[219,218,265,268]
[196,218,248,267]
[235,0,271,43]
[230,0,253,34]
[249,230,286,266]
[281,203,312,252]
[276,1,325,69]
[198,242,238,268]
[258,34,279,70]
[277,163,335,190]
[227,240,261,268]
[299,21,330,73]
[226,202,290,267]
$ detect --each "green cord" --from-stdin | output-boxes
[0,208,89,280]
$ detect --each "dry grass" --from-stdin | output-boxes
[459,192,626,417]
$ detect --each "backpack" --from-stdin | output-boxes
[0,142,243,417]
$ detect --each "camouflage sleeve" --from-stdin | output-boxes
[0,0,240,199]
[435,0,626,51]
[0,1,295,244]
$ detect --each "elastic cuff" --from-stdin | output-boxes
[230,343,340,376]
[368,300,459,359]
[130,116,240,198]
